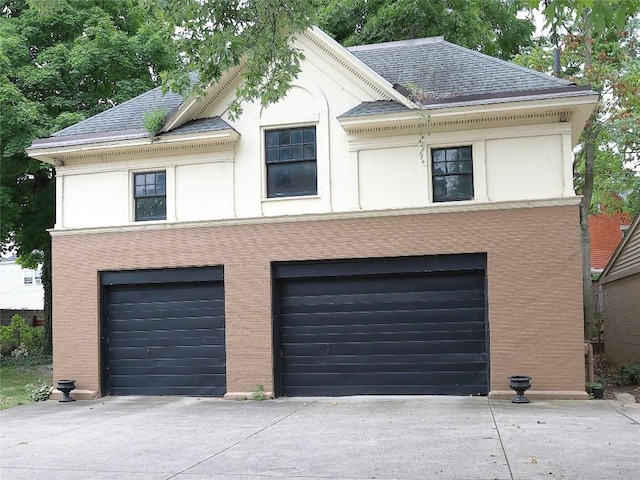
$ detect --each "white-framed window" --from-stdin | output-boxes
[264,126,317,198]
[133,171,167,221]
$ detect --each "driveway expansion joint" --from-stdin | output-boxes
[164,401,317,480]
[488,399,514,480]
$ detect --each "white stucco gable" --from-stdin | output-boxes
[161,27,414,134]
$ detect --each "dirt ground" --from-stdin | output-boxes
[594,354,640,402]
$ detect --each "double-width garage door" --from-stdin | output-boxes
[101,267,225,396]
[274,254,488,396]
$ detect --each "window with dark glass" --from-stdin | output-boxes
[134,171,166,221]
[431,146,474,202]
[265,127,317,198]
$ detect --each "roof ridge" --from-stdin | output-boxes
[348,36,444,52]
[440,41,573,86]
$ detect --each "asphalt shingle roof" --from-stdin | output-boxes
[163,117,232,136]
[52,86,184,137]
[42,35,578,143]
[340,100,412,117]
[348,38,573,98]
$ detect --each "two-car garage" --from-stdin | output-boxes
[101,254,488,397]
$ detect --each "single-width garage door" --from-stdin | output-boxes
[101,267,225,396]
[274,254,487,396]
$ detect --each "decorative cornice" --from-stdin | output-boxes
[30,132,239,165]
[299,29,413,108]
[341,110,573,135]
[49,197,581,237]
[195,66,245,119]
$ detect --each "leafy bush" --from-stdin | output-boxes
[143,107,169,135]
[619,363,640,385]
[0,315,44,357]
[251,384,266,401]
[30,384,53,402]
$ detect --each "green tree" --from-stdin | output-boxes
[317,0,535,59]
[157,0,320,118]
[0,0,177,353]
[520,0,640,338]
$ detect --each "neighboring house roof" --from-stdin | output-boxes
[29,28,595,151]
[599,212,640,284]
[588,212,632,271]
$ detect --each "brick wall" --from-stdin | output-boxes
[51,204,586,398]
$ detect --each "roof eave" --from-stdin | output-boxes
[338,91,599,142]
[27,129,240,165]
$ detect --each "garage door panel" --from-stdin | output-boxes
[279,308,484,327]
[282,329,486,345]
[109,301,224,318]
[280,289,484,309]
[284,384,486,396]
[111,317,224,339]
[275,256,487,396]
[104,270,226,396]
[109,284,223,303]
[283,360,486,375]
[281,320,485,336]
[284,371,487,388]
[281,273,484,296]
[283,352,486,366]
[108,344,226,360]
[109,356,225,370]
[112,385,226,396]
[111,312,224,332]
[109,374,226,388]
[283,339,487,357]
[109,363,226,376]
[108,333,225,349]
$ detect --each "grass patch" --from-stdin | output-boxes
[0,358,53,410]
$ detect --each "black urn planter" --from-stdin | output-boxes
[508,375,532,403]
[57,379,76,402]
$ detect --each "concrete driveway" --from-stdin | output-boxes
[1,396,638,480]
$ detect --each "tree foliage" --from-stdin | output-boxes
[156,0,319,118]
[0,0,177,353]
[317,0,535,59]
[515,7,640,215]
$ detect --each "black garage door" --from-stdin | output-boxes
[101,267,225,396]
[274,254,487,396]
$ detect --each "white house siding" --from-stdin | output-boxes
[0,260,44,326]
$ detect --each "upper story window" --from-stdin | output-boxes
[265,127,317,198]
[432,146,474,202]
[134,171,166,221]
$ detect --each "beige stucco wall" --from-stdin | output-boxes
[51,203,586,400]
[602,273,640,367]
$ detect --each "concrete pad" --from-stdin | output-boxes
[1,396,638,480]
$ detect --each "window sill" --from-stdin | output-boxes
[262,194,321,203]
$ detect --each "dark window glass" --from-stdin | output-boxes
[134,171,167,221]
[431,146,474,202]
[265,127,317,198]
